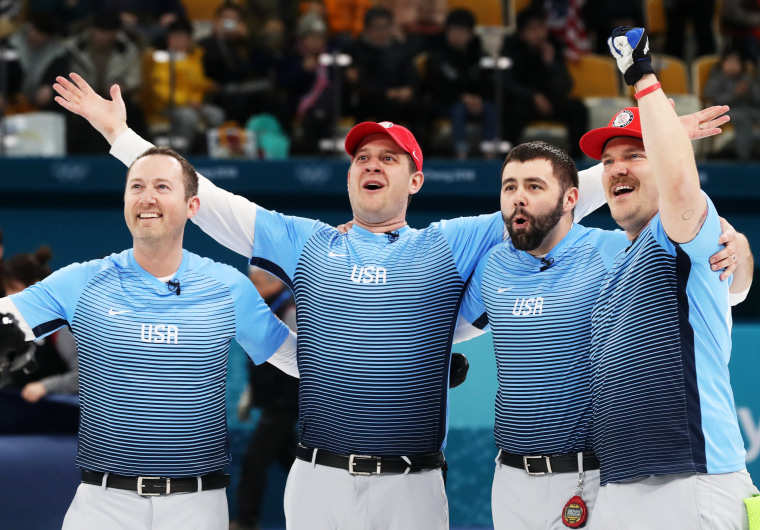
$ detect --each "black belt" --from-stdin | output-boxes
[498,450,600,475]
[296,444,446,475]
[81,470,230,496]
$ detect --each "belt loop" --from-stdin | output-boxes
[577,452,584,474]
[311,448,318,468]
[197,476,202,492]
[400,455,411,475]
[495,449,502,468]
[101,472,109,490]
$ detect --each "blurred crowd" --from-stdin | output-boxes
[1,0,760,159]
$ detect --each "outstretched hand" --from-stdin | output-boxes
[53,73,128,145]
[677,100,730,140]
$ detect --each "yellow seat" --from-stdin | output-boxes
[692,54,720,101]
[645,0,667,36]
[447,0,504,26]
[624,54,690,96]
[184,0,244,22]
[566,54,621,99]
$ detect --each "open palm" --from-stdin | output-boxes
[53,73,128,144]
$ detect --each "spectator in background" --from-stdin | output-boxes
[276,12,335,154]
[65,10,146,153]
[426,8,496,160]
[500,8,588,158]
[346,7,425,144]
[530,0,591,60]
[236,267,299,530]
[665,0,716,59]
[199,4,276,126]
[582,0,643,55]
[27,0,94,35]
[722,0,760,63]
[142,18,225,154]
[97,0,188,48]
[704,48,760,160]
[377,0,447,54]
[6,12,68,113]
[2,247,78,402]
[319,0,373,47]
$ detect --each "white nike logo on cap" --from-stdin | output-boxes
[108,309,132,316]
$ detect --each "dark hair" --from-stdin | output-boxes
[5,246,53,288]
[168,17,194,36]
[502,141,579,191]
[0,226,3,246]
[445,9,476,30]
[93,11,122,31]
[215,3,245,19]
[516,7,544,33]
[29,12,60,36]
[364,7,393,28]
[128,146,199,199]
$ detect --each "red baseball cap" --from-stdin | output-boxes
[579,107,644,160]
[344,121,423,172]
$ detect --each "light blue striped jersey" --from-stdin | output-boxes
[10,249,291,477]
[460,224,628,455]
[251,207,504,455]
[590,195,744,485]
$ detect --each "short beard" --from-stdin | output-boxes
[505,194,565,252]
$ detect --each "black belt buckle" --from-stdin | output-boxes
[523,455,552,476]
[137,476,171,496]
[348,454,381,475]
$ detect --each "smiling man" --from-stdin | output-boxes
[0,146,297,530]
[579,27,756,528]
[51,70,747,529]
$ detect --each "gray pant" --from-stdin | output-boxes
[590,470,758,530]
[283,457,448,530]
[62,482,228,530]
[491,455,601,529]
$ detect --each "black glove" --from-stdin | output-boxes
[0,313,28,361]
[608,26,655,86]
[449,353,470,389]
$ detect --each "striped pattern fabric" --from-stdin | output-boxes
[470,225,627,455]
[12,249,289,477]
[252,213,503,455]
[590,225,704,485]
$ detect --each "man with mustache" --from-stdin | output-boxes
[51,70,746,529]
[453,137,751,529]
[580,27,756,528]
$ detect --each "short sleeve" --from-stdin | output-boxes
[435,212,504,280]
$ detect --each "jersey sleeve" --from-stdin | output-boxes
[588,228,630,271]
[250,206,329,285]
[651,192,722,261]
[436,212,504,280]
[8,261,95,339]
[228,268,294,366]
[453,250,492,343]
[575,163,606,222]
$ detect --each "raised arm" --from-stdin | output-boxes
[54,74,258,258]
[609,28,706,243]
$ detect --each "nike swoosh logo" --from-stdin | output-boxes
[497,287,513,294]
[328,251,348,257]
[108,309,132,316]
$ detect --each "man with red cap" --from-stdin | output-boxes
[580,27,756,528]
[51,68,741,528]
